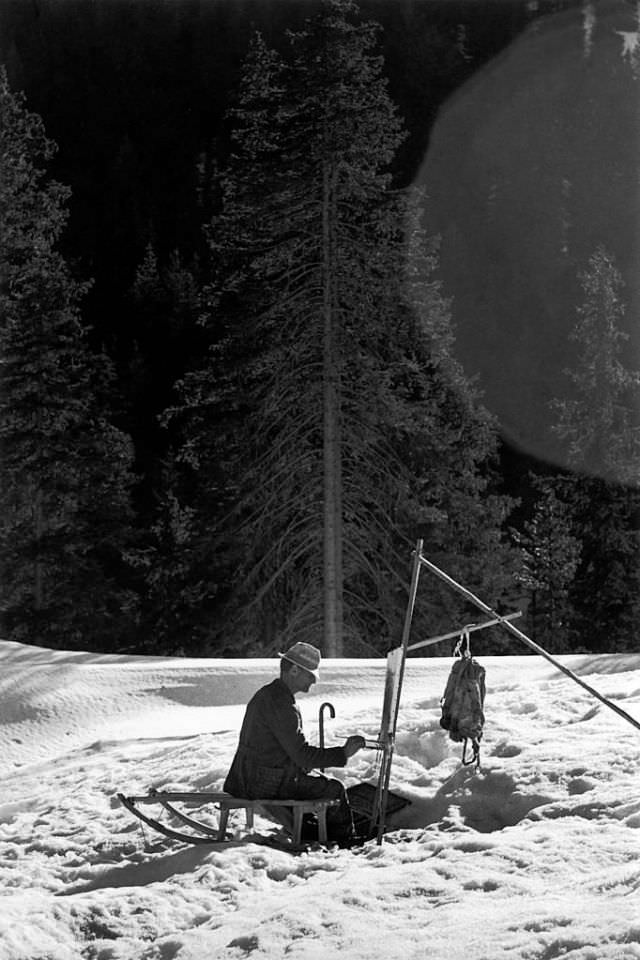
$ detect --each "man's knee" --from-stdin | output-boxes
[293,774,347,803]
[323,777,347,802]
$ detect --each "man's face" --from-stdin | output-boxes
[291,665,316,694]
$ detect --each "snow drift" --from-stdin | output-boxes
[1,640,639,960]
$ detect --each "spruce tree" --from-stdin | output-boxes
[549,246,640,651]
[126,242,203,485]
[128,243,212,653]
[165,2,518,656]
[513,476,582,651]
[0,68,138,650]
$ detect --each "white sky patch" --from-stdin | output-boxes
[1,641,639,960]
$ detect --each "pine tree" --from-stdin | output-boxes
[513,476,582,651]
[549,246,640,651]
[126,242,203,478]
[0,68,138,650]
[165,2,518,656]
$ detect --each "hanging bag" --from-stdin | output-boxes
[440,628,486,768]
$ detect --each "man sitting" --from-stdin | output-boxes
[224,641,365,847]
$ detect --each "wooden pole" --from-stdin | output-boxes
[418,552,640,734]
[375,539,424,844]
[407,611,522,653]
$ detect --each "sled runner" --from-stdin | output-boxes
[117,790,340,850]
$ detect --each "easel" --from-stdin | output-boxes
[369,539,640,845]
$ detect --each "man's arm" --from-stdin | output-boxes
[270,694,361,772]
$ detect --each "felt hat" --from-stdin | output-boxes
[278,641,321,679]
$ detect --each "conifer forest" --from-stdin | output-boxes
[1,0,639,657]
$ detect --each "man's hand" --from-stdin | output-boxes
[343,735,366,758]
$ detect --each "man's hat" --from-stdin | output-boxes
[278,641,321,680]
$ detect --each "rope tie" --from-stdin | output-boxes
[453,623,475,659]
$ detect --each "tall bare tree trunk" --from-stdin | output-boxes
[33,485,44,611]
[322,163,343,656]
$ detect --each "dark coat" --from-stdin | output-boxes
[224,678,347,798]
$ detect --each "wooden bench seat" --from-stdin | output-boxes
[217,795,340,845]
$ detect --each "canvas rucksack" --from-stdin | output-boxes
[440,651,486,767]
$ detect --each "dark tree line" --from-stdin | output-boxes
[1,1,638,657]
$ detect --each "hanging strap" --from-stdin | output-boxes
[461,737,481,769]
[453,623,475,659]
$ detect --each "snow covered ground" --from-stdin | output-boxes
[1,639,639,960]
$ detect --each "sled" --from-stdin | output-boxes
[117,790,340,850]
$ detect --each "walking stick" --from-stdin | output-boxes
[319,702,335,772]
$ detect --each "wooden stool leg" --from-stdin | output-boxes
[317,808,328,844]
[218,805,230,841]
[245,806,254,830]
[292,806,304,845]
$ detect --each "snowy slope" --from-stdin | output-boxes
[1,640,639,960]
